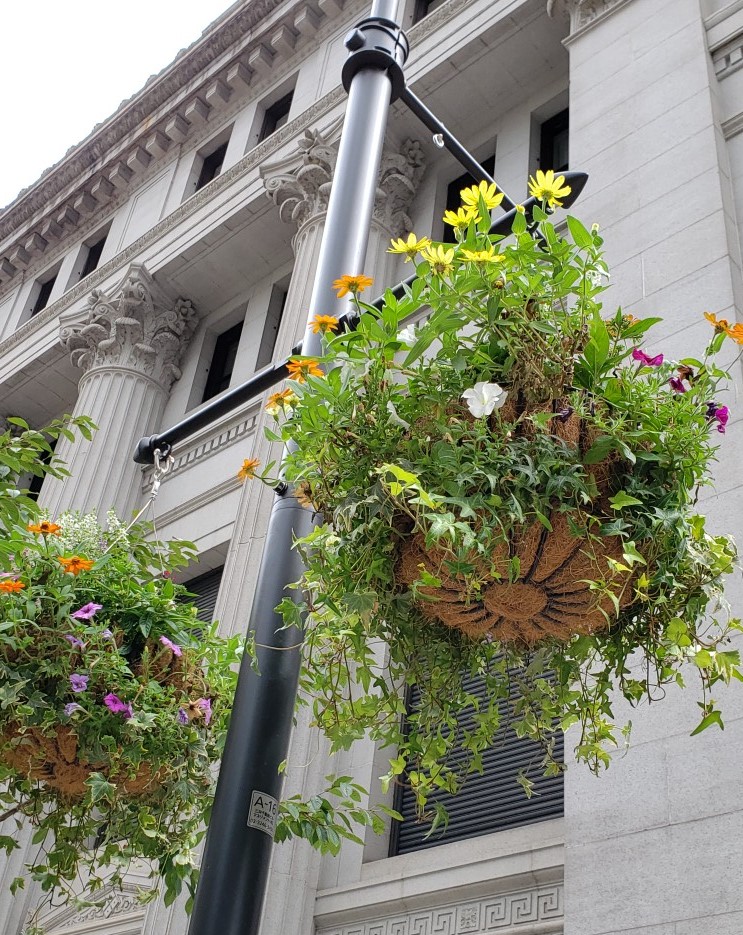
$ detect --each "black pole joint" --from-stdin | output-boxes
[342,18,409,101]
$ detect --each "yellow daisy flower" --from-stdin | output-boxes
[527,169,572,208]
[460,247,505,265]
[421,245,456,277]
[388,233,432,261]
[460,181,504,212]
[442,206,479,230]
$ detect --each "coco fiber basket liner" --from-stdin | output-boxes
[396,398,634,646]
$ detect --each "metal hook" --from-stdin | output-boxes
[432,133,445,148]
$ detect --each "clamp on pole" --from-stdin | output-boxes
[342,17,409,101]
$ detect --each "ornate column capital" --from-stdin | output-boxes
[261,120,425,239]
[59,264,199,391]
[547,0,628,32]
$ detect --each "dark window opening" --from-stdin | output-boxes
[27,438,57,501]
[388,667,564,856]
[443,154,496,244]
[80,235,107,279]
[183,567,224,624]
[259,92,293,142]
[196,141,229,192]
[413,0,448,23]
[202,321,244,402]
[539,109,569,174]
[31,274,58,316]
[255,284,288,371]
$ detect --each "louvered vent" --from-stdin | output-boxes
[183,567,224,624]
[390,669,564,855]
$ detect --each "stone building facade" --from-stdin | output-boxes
[1,0,742,933]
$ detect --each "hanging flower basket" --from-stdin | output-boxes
[0,463,242,915]
[250,177,742,846]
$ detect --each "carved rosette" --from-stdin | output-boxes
[262,126,425,239]
[547,0,627,31]
[60,265,198,391]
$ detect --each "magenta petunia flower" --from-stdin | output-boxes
[64,702,83,716]
[70,673,89,692]
[669,377,687,394]
[104,692,133,719]
[159,635,182,657]
[64,634,86,649]
[632,348,664,367]
[714,405,730,433]
[196,698,212,726]
[71,602,103,620]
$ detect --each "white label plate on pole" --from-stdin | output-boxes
[247,790,278,836]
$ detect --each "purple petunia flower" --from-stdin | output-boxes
[102,629,113,639]
[706,402,730,434]
[104,692,133,719]
[556,406,574,423]
[71,602,103,620]
[177,708,189,725]
[159,635,182,657]
[669,377,687,394]
[64,702,83,716]
[632,348,664,367]
[70,673,89,692]
[196,698,212,726]
[64,634,85,649]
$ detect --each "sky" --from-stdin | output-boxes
[1,0,237,209]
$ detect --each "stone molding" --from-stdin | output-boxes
[262,125,426,238]
[315,884,564,935]
[547,0,630,33]
[0,85,345,361]
[0,0,359,286]
[26,882,148,935]
[60,264,198,390]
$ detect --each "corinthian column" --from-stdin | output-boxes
[42,264,198,519]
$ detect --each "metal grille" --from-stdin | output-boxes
[390,668,564,855]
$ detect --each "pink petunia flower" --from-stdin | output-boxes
[669,377,687,394]
[632,348,664,367]
[71,602,103,620]
[159,635,182,657]
[103,693,133,719]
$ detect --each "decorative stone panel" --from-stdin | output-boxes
[315,884,564,935]
[547,0,630,32]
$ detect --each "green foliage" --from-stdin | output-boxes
[262,190,741,845]
[0,420,244,916]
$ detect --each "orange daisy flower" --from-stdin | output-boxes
[238,458,261,482]
[332,274,373,298]
[311,314,340,334]
[27,521,62,536]
[58,556,95,576]
[287,358,324,383]
[704,311,731,334]
[0,579,25,593]
[265,388,298,416]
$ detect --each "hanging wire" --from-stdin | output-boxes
[102,447,174,556]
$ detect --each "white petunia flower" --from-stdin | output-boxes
[461,381,507,418]
[397,325,417,346]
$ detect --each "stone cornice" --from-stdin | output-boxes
[0,0,359,287]
[0,0,284,234]
[0,85,345,363]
